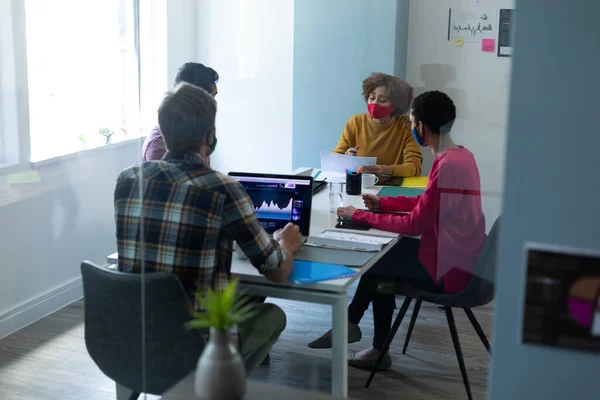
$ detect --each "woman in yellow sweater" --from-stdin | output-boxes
[333,73,423,178]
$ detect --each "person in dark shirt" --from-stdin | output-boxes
[141,62,219,161]
[118,82,303,372]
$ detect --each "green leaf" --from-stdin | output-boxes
[221,280,237,312]
[230,303,259,322]
[185,319,212,330]
[187,279,257,332]
[231,300,256,315]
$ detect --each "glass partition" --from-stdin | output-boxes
[0,0,514,399]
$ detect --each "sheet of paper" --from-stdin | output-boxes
[482,38,496,52]
[316,230,394,246]
[456,37,465,47]
[449,8,497,43]
[320,150,376,174]
[401,176,429,188]
[6,171,42,184]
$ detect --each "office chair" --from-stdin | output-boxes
[81,261,206,400]
[365,217,500,400]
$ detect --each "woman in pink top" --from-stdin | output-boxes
[308,91,487,370]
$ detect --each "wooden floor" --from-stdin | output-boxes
[0,289,493,400]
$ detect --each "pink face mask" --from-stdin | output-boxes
[367,103,394,119]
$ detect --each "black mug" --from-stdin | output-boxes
[346,172,362,195]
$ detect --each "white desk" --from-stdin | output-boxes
[106,168,399,398]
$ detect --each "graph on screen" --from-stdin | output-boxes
[255,199,293,220]
[247,189,294,221]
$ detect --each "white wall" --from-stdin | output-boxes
[407,0,514,228]
[0,143,141,338]
[166,0,197,88]
[195,0,294,175]
[292,0,402,169]
[0,0,193,338]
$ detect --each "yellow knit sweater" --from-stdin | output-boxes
[333,114,423,177]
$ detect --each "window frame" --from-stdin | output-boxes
[0,0,31,171]
[0,0,166,172]
[0,0,168,174]
[25,0,143,163]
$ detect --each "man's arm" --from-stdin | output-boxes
[222,182,298,282]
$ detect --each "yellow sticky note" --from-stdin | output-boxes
[6,170,42,185]
[456,37,464,47]
[401,176,429,188]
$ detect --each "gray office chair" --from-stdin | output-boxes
[81,261,206,400]
[366,217,500,400]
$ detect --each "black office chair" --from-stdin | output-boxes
[365,218,500,400]
[81,261,206,400]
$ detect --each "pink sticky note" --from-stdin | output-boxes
[482,39,496,52]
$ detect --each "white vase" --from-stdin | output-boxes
[194,327,247,399]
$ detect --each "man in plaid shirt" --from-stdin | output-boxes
[114,82,303,372]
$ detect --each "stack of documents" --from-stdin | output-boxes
[305,229,394,252]
[320,150,376,174]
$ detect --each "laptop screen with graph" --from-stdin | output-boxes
[228,172,313,236]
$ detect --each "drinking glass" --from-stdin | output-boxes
[329,181,344,214]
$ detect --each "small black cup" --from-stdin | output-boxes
[346,172,362,195]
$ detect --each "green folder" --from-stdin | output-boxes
[377,186,425,198]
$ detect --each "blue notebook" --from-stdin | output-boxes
[377,186,425,198]
[288,260,357,284]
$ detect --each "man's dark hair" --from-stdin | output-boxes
[411,91,456,134]
[158,83,217,152]
[174,62,219,93]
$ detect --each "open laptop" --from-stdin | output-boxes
[228,172,314,239]
[295,168,328,194]
[312,180,328,195]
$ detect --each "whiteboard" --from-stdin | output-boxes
[449,8,498,43]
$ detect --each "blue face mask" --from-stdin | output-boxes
[411,127,426,147]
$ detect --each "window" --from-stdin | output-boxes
[24,0,142,162]
[0,0,23,167]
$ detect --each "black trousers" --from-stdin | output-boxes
[347,237,443,350]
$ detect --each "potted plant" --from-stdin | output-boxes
[98,127,115,144]
[186,280,257,400]
[77,134,87,149]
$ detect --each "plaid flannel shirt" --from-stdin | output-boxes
[114,151,285,308]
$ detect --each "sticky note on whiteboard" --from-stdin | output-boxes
[482,39,495,52]
[6,170,42,185]
[456,37,464,47]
